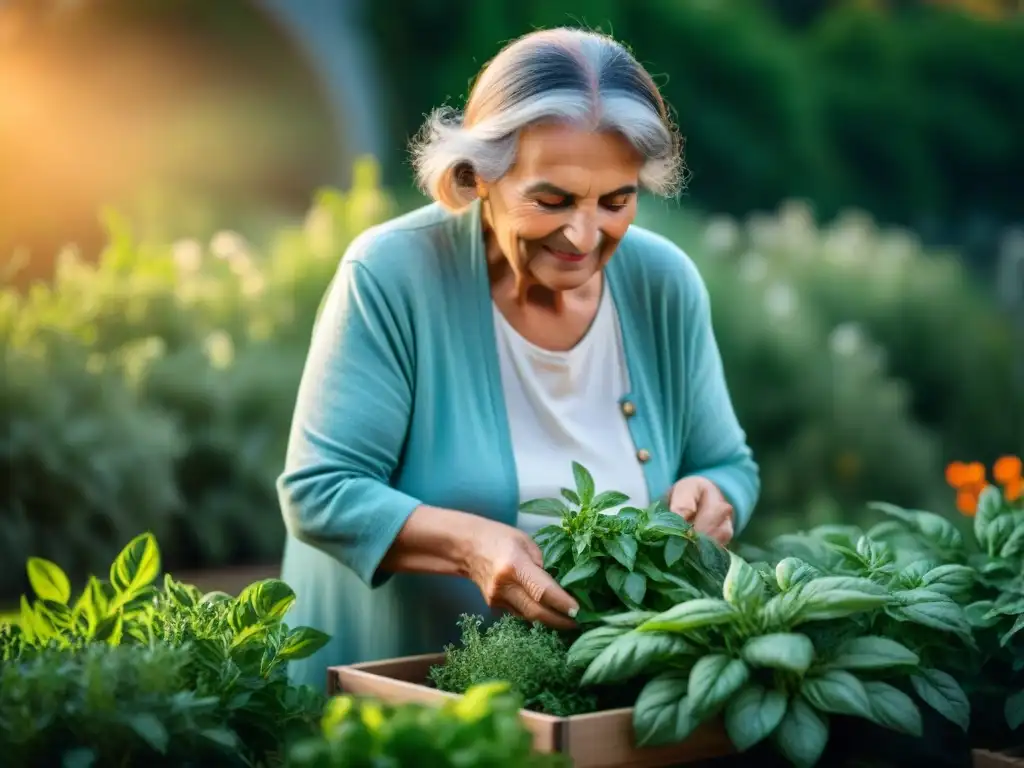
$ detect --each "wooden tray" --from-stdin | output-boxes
[328,653,733,768]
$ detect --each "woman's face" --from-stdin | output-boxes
[478,123,644,293]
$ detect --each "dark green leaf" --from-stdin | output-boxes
[1006,689,1024,731]
[1002,614,1024,647]
[605,534,638,571]
[200,728,240,750]
[127,713,170,754]
[664,537,687,569]
[520,497,570,518]
[921,565,975,598]
[542,532,571,569]
[582,632,691,686]
[868,502,964,552]
[965,600,1001,629]
[623,572,647,606]
[688,655,750,719]
[724,684,788,751]
[61,749,96,768]
[863,681,923,737]
[830,636,919,670]
[572,462,595,505]
[567,625,629,668]
[974,486,1005,550]
[633,672,696,747]
[27,558,71,604]
[561,559,600,587]
[605,564,628,595]
[801,670,872,718]
[741,633,815,674]
[888,589,971,639]
[910,668,970,731]
[561,488,581,506]
[592,490,630,512]
[638,599,738,633]
[773,697,828,768]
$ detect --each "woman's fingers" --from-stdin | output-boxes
[499,583,578,630]
[515,559,579,618]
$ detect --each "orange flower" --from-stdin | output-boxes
[993,455,1022,486]
[945,461,986,490]
[956,489,980,516]
[1005,478,1022,503]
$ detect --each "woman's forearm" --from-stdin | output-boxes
[378,504,483,579]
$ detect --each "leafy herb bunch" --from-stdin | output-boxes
[1,532,331,766]
[568,551,959,768]
[286,681,569,768]
[527,462,730,621]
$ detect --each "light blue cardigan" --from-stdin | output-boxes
[277,200,760,691]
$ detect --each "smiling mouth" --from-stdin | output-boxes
[542,245,589,263]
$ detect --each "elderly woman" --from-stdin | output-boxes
[277,27,760,690]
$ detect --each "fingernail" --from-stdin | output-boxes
[568,606,579,618]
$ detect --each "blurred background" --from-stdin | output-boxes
[1,0,1022,602]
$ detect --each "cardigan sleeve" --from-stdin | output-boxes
[277,241,421,588]
[679,264,761,534]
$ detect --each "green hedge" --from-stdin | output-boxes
[364,0,1024,264]
[1,161,1019,599]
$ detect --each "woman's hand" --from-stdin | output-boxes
[668,476,735,545]
[463,518,580,630]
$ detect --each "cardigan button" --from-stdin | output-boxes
[621,401,637,417]
[636,449,651,463]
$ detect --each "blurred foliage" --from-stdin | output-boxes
[1,159,1019,600]
[362,0,1024,271]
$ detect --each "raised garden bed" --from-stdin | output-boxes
[329,652,733,768]
[974,748,1024,767]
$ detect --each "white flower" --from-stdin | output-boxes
[172,239,203,274]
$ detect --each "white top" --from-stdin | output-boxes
[493,284,651,537]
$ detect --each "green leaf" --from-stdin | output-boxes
[582,631,691,686]
[200,728,240,751]
[974,485,1005,549]
[592,490,630,512]
[1006,689,1024,731]
[862,681,923,737]
[520,497,570,518]
[561,559,600,587]
[775,558,817,591]
[920,564,975,598]
[1000,517,1024,558]
[773,697,829,768]
[600,610,658,627]
[240,579,297,623]
[965,600,1001,629]
[801,670,872,718]
[1002,614,1024,647]
[623,572,647,606]
[109,533,161,600]
[279,626,331,661]
[664,536,687,568]
[542,533,571,569]
[868,502,964,552]
[741,633,815,675]
[794,589,890,623]
[633,672,697,748]
[605,534,638,571]
[61,749,96,768]
[830,636,919,670]
[567,625,629,668]
[27,558,71,604]
[887,589,971,639]
[723,553,765,611]
[724,683,788,751]
[688,655,750,719]
[560,488,581,506]
[572,462,595,506]
[127,712,169,753]
[910,668,970,731]
[638,599,738,633]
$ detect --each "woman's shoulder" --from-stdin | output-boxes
[616,222,708,307]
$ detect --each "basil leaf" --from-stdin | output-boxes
[519,498,570,517]
[633,672,696,748]
[801,670,872,718]
[278,627,330,661]
[887,589,971,639]
[723,553,765,612]
[741,633,815,675]
[560,559,600,587]
[724,683,788,751]
[1006,688,1024,731]
[592,490,630,513]
[27,558,72,605]
[910,668,970,731]
[920,564,975,598]
[542,533,571,570]
[1001,614,1024,648]
[623,572,647,606]
[664,536,687,569]
[566,625,630,668]
[581,631,691,686]
[829,636,919,670]
[638,599,738,633]
[599,610,658,628]
[604,534,638,571]
[862,681,923,737]
[775,557,817,591]
[687,655,750,719]
[572,461,595,506]
[773,697,829,768]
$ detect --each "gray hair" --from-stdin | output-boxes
[410,28,684,211]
